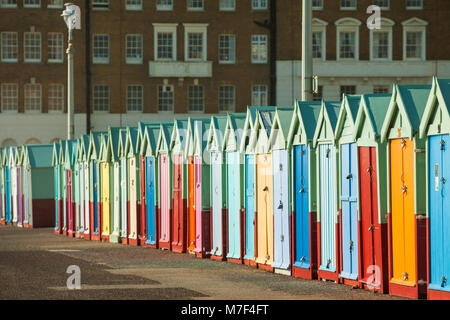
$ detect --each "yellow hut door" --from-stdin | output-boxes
[390,138,416,285]
[255,154,274,266]
[102,162,110,236]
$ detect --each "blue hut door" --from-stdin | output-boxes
[5,166,11,223]
[272,149,290,269]
[294,145,310,268]
[429,134,450,291]
[54,165,59,230]
[227,151,240,259]
[93,161,99,234]
[146,157,156,246]
[244,154,256,260]
[319,144,336,272]
[211,152,223,256]
[340,143,359,280]
[120,158,127,239]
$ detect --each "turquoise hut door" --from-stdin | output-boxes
[244,154,255,260]
[272,149,290,270]
[5,166,11,223]
[340,143,359,280]
[145,157,156,246]
[293,145,310,268]
[319,144,336,272]
[211,152,223,256]
[54,165,59,230]
[227,151,240,259]
[429,134,450,292]
[84,162,90,235]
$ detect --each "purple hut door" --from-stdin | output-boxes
[194,156,202,253]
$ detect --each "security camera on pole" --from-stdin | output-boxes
[62,3,81,140]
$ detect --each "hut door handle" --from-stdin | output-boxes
[300,256,306,262]
[326,148,331,158]
[349,240,353,252]
[442,277,447,287]
[441,178,446,184]
[401,185,407,194]
[326,259,331,269]
[277,201,283,210]
[280,235,284,242]
[368,225,374,231]
[263,186,268,192]
[403,272,409,281]
[441,139,446,150]
[299,188,305,193]
[346,173,353,179]
[401,139,407,148]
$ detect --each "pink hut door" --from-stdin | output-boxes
[194,156,202,253]
[17,167,23,226]
[159,154,170,243]
[67,170,73,233]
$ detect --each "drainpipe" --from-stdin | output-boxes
[253,0,277,106]
[85,0,91,134]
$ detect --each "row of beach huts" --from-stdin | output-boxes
[0,77,449,300]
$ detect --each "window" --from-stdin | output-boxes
[157,0,172,10]
[24,83,42,112]
[93,85,109,112]
[24,0,40,8]
[93,34,109,63]
[93,0,109,9]
[1,83,18,112]
[24,32,41,63]
[251,35,267,63]
[220,0,235,10]
[251,85,267,106]
[47,0,63,8]
[127,85,143,112]
[252,0,267,10]
[341,0,356,10]
[184,24,208,61]
[0,0,17,8]
[336,18,361,61]
[370,18,394,61]
[188,85,204,112]
[1,32,18,62]
[154,24,177,61]
[48,33,63,63]
[313,86,323,101]
[312,0,323,10]
[402,18,427,61]
[158,85,174,112]
[126,0,142,10]
[187,0,203,11]
[219,86,235,111]
[406,0,422,9]
[373,86,389,94]
[312,32,323,59]
[48,84,64,112]
[126,34,142,64]
[219,35,235,63]
[340,85,356,96]
[373,0,389,9]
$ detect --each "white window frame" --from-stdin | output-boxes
[219,0,235,11]
[0,83,18,113]
[187,0,203,11]
[0,0,18,8]
[219,34,235,64]
[335,17,361,61]
[126,0,142,10]
[93,85,110,112]
[24,0,40,8]
[340,0,356,10]
[48,32,64,63]
[24,83,42,113]
[126,84,144,112]
[125,34,143,64]
[1,32,18,63]
[92,0,109,10]
[312,0,323,10]
[369,18,394,61]
[251,34,268,64]
[153,23,177,62]
[24,32,41,63]
[93,34,110,64]
[402,17,428,61]
[157,84,174,112]
[183,23,208,62]
[156,0,173,11]
[252,0,267,10]
[188,85,204,112]
[47,0,63,9]
[373,0,389,10]
[218,85,235,112]
[406,0,423,10]
[48,83,64,113]
[251,85,268,106]
[312,18,328,61]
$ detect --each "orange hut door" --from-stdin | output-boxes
[390,138,416,285]
[187,156,195,251]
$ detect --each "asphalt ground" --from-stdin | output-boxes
[0,224,406,300]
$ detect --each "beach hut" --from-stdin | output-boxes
[98,134,111,242]
[78,135,91,240]
[117,129,129,244]
[334,95,362,285]
[9,147,18,225]
[58,141,68,235]
[380,84,431,299]
[267,107,295,275]
[185,119,198,254]
[14,146,24,227]
[87,132,107,241]
[124,127,141,246]
[3,148,11,224]
[22,147,31,228]
[141,124,161,248]
[286,100,321,280]
[155,122,174,250]
[105,127,126,243]
[352,93,392,293]
[22,145,55,228]
[312,100,341,282]
[73,139,84,238]
[168,119,189,253]
[207,115,231,261]
[419,78,450,300]
[52,143,61,233]
[191,118,212,258]
[64,140,77,237]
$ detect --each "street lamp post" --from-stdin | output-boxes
[302,0,313,101]
[62,3,81,140]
